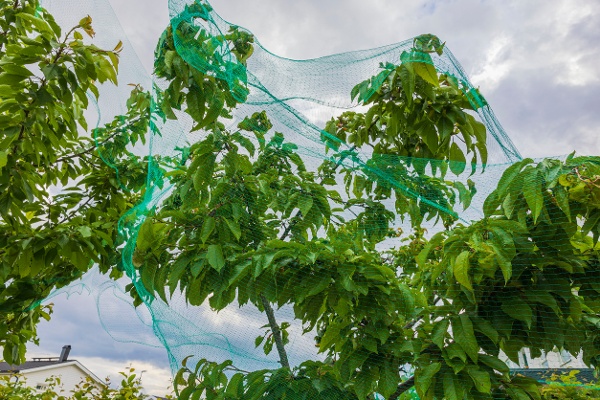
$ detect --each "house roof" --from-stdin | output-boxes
[511,368,598,385]
[0,360,64,372]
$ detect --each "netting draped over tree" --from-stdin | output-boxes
[7,0,600,398]
[123,0,523,372]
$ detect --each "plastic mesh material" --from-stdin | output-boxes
[32,0,600,398]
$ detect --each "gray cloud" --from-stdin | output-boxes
[107,0,600,157]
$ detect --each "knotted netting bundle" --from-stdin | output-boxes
[4,0,600,398]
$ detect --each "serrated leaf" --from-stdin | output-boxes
[443,370,463,400]
[319,323,342,352]
[378,358,400,398]
[523,169,543,224]
[297,193,313,216]
[207,244,225,272]
[479,354,509,375]
[416,231,445,268]
[501,295,533,328]
[353,370,373,400]
[413,62,439,87]
[201,217,215,243]
[453,314,478,363]
[432,319,449,349]
[414,362,441,399]
[224,218,242,240]
[398,63,415,103]
[467,367,491,393]
[453,250,472,291]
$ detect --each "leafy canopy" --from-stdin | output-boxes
[0,0,148,364]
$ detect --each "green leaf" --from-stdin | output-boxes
[378,358,400,398]
[416,231,445,268]
[224,218,242,240]
[453,250,472,291]
[419,121,439,154]
[478,354,509,375]
[398,63,415,103]
[78,226,92,238]
[555,186,571,222]
[483,190,500,217]
[192,153,216,191]
[186,88,206,123]
[413,62,439,87]
[0,84,16,97]
[254,335,265,348]
[207,244,225,272]
[501,295,533,328]
[414,362,441,398]
[354,370,373,400]
[525,290,560,315]
[466,367,491,393]
[432,319,449,349]
[0,151,7,170]
[449,142,466,175]
[523,169,543,224]
[472,317,499,344]
[17,13,55,35]
[505,385,534,400]
[319,323,343,352]
[2,64,32,77]
[297,193,313,216]
[443,370,463,400]
[201,217,215,243]
[202,92,224,127]
[226,373,244,397]
[453,314,478,363]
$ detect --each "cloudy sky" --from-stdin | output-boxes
[31,0,600,396]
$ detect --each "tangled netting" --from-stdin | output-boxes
[39,0,600,398]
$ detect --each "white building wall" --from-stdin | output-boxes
[20,363,103,394]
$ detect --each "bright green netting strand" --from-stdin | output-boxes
[34,0,600,398]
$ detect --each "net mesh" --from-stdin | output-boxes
[19,0,600,398]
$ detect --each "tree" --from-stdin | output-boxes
[0,0,149,364]
[126,4,600,400]
[4,1,600,399]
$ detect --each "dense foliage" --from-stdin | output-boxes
[0,0,148,364]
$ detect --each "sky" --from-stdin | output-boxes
[29,0,600,396]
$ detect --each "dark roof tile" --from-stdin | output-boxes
[0,360,73,373]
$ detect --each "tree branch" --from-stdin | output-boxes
[260,294,290,369]
[389,376,415,400]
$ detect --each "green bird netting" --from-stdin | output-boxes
[9,0,600,398]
